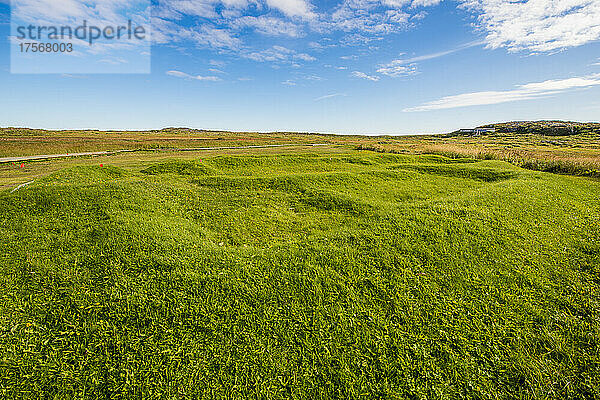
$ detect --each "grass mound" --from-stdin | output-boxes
[39,165,129,186]
[141,160,216,176]
[390,164,519,182]
[1,152,599,399]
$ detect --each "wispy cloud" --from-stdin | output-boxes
[352,71,379,81]
[376,63,417,77]
[327,0,411,36]
[61,74,88,79]
[99,57,128,65]
[244,45,316,63]
[231,15,305,37]
[461,0,600,52]
[315,93,347,101]
[166,70,221,81]
[267,0,316,19]
[404,75,600,112]
[151,0,444,66]
[395,41,484,64]
[377,41,483,77]
[411,0,442,7]
[209,59,227,67]
[153,19,243,51]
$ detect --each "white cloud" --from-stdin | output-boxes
[13,0,94,24]
[411,0,442,7]
[315,93,347,101]
[461,0,600,52]
[308,41,327,49]
[99,57,128,65]
[157,0,220,19]
[329,1,412,34]
[303,74,323,80]
[209,59,227,67]
[194,25,244,49]
[376,41,482,77]
[231,15,304,37]
[151,0,445,67]
[404,75,600,112]
[266,0,316,18]
[340,33,383,46]
[376,62,417,77]
[392,40,484,64]
[352,71,380,81]
[152,19,242,50]
[381,0,411,7]
[166,70,221,81]
[158,0,316,20]
[294,53,316,61]
[245,45,315,63]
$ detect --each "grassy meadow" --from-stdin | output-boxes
[358,130,600,179]
[0,128,349,157]
[0,129,600,399]
[1,142,599,398]
[2,124,599,178]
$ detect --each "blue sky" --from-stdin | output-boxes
[0,0,599,134]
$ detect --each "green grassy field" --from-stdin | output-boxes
[1,150,599,398]
[2,124,598,179]
[0,128,352,158]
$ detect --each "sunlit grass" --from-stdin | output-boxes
[1,152,599,398]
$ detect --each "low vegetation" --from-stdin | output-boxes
[357,125,600,178]
[3,121,597,180]
[0,128,347,157]
[482,121,600,136]
[1,151,599,398]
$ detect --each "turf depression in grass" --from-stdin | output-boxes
[0,153,599,398]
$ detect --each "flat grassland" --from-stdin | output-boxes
[2,125,599,178]
[0,128,599,398]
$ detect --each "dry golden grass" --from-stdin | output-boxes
[357,131,600,178]
[0,128,359,157]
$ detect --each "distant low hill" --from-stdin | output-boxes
[478,121,600,136]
